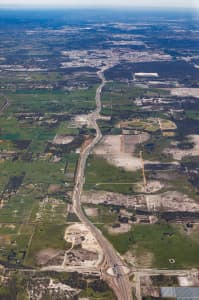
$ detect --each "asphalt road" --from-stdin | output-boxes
[0,94,10,115]
[72,66,132,300]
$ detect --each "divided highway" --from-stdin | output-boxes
[72,66,132,300]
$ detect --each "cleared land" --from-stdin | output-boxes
[53,135,74,145]
[93,133,149,171]
[64,223,103,267]
[171,88,199,98]
[82,190,199,212]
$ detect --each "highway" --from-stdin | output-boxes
[0,94,10,115]
[72,66,132,300]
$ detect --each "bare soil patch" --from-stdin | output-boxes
[125,248,154,268]
[171,88,199,98]
[36,248,63,266]
[106,223,131,235]
[82,190,199,213]
[93,134,150,171]
[141,276,160,298]
[64,223,103,267]
[48,184,62,194]
[178,274,199,287]
[146,191,199,212]
[63,248,98,267]
[53,135,74,145]
[0,235,11,245]
[5,224,16,230]
[82,190,147,210]
[84,207,98,217]
[134,180,164,194]
[73,114,92,127]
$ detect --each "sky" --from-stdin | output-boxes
[0,0,198,9]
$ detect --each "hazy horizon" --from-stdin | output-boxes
[0,0,198,9]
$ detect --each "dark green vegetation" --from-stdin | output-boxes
[105,60,199,83]
[185,110,199,120]
[136,133,174,162]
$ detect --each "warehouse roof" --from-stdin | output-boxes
[161,287,199,299]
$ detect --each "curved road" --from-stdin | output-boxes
[72,66,132,300]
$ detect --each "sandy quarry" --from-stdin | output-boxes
[82,190,147,209]
[171,88,199,98]
[63,248,98,267]
[53,134,74,145]
[82,190,199,212]
[146,191,199,212]
[64,223,103,267]
[93,134,150,171]
[165,134,199,160]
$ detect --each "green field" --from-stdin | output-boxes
[99,223,199,269]
[84,204,118,224]
[6,87,96,114]
[0,146,74,265]
[102,82,168,105]
[25,224,70,266]
[185,110,199,120]
[85,156,142,194]
[79,287,116,300]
